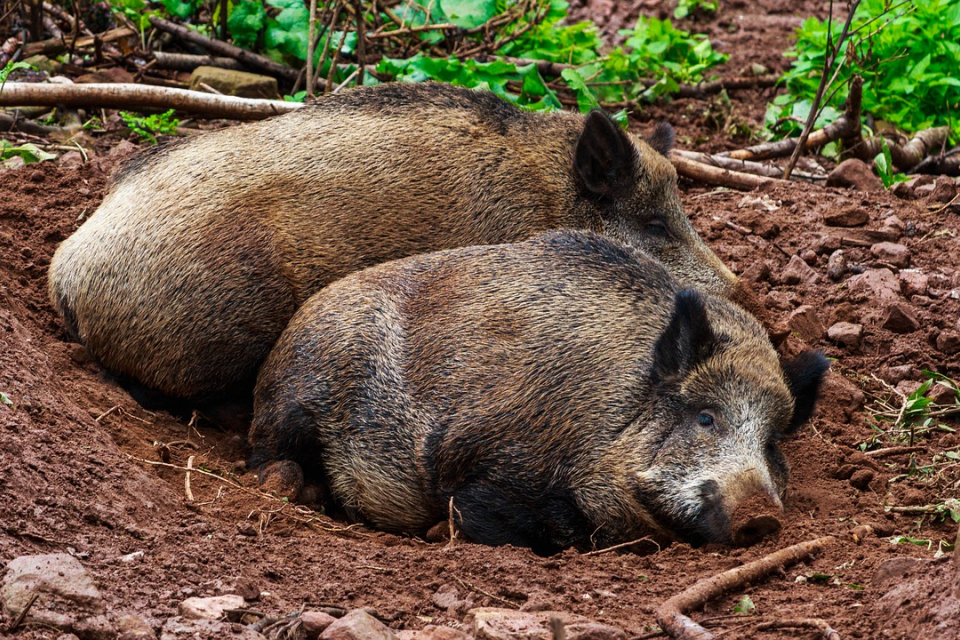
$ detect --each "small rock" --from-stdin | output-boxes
[236,521,258,536]
[109,139,139,158]
[781,255,820,286]
[301,611,337,636]
[1,553,105,633]
[880,364,915,385]
[906,174,936,189]
[740,260,771,284]
[870,242,910,268]
[881,303,920,333]
[787,305,825,343]
[937,332,960,354]
[234,580,260,602]
[465,609,627,640]
[826,158,884,192]
[899,270,928,298]
[881,214,905,234]
[412,626,471,640]
[818,372,865,423]
[76,67,135,83]
[890,181,916,200]
[845,268,901,302]
[799,249,818,265]
[320,610,396,640]
[827,250,847,281]
[432,584,472,617]
[811,234,842,255]
[160,617,265,640]
[189,66,281,100]
[929,176,957,204]
[827,322,863,348]
[116,612,156,639]
[915,183,936,197]
[824,207,870,227]
[2,156,26,170]
[178,594,245,621]
[849,469,875,491]
[929,382,958,405]
[896,380,923,397]
[60,151,85,170]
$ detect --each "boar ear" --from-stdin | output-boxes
[781,351,830,434]
[652,289,715,383]
[575,109,637,197]
[646,122,675,157]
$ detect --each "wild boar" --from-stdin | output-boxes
[249,230,827,554]
[48,82,737,405]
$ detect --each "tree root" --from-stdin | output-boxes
[655,536,836,640]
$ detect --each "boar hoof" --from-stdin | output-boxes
[257,460,304,502]
[732,514,783,547]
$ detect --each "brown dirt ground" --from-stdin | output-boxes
[2,1,959,639]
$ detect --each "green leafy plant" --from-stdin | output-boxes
[0,60,33,93]
[674,0,719,20]
[874,138,909,187]
[733,595,756,615]
[0,391,12,408]
[768,0,960,141]
[119,109,180,144]
[0,140,57,164]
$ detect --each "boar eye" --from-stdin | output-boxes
[646,219,670,237]
[696,412,716,428]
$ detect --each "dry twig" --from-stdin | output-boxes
[670,152,789,190]
[755,618,841,639]
[655,536,836,640]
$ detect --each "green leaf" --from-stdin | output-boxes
[228,0,266,50]
[733,595,756,615]
[0,391,12,407]
[561,67,600,112]
[440,0,496,29]
[160,0,194,19]
[0,141,56,163]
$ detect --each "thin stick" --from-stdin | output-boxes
[10,591,39,630]
[306,0,318,98]
[656,536,836,640]
[782,0,861,180]
[185,455,195,502]
[864,446,925,458]
[583,536,660,556]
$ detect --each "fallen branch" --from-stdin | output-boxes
[582,536,659,556]
[149,16,300,83]
[0,112,69,135]
[672,149,825,182]
[913,145,960,176]
[0,83,301,120]
[724,114,859,162]
[152,51,249,72]
[185,455,195,502]
[655,536,836,640]
[670,152,790,190]
[21,26,135,58]
[673,74,780,99]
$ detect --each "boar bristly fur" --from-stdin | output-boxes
[48,82,736,403]
[249,230,827,555]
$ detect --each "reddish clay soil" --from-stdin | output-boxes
[2,2,959,640]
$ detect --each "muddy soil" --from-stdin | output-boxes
[2,1,959,639]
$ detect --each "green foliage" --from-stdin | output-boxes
[377,55,562,111]
[0,61,33,89]
[440,0,497,29]
[228,0,267,50]
[264,0,311,62]
[119,109,180,144]
[674,0,719,20]
[0,391,12,408]
[769,0,960,141]
[733,595,756,615]
[0,140,57,164]
[874,138,908,188]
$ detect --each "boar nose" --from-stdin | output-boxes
[727,468,784,547]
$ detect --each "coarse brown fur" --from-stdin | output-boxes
[48,82,737,403]
[249,230,827,555]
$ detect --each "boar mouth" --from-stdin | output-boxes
[634,479,733,547]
